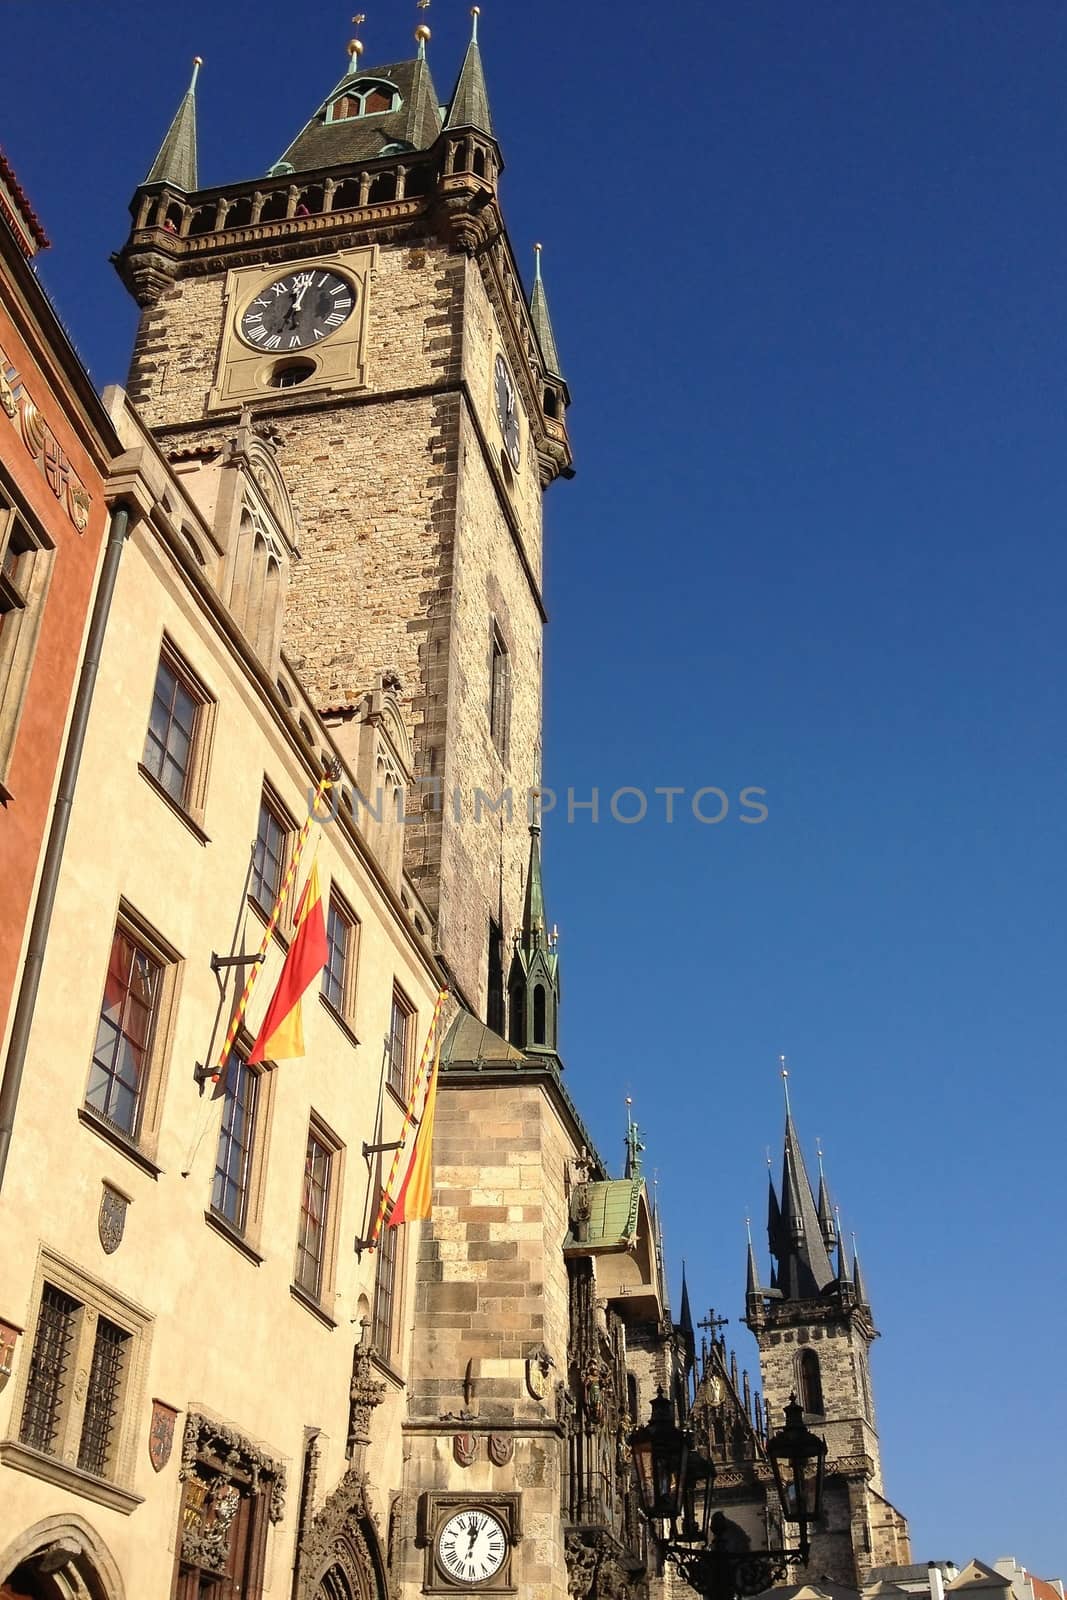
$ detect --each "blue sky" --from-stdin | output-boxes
[5,0,1066,1576]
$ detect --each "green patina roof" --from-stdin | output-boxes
[145,59,201,190]
[440,1010,527,1067]
[276,55,443,174]
[564,1177,644,1251]
[445,34,495,138]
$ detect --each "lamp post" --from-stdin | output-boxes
[630,1390,826,1600]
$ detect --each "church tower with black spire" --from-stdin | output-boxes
[743,1069,911,1584]
[114,12,572,1019]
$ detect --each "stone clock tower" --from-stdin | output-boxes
[115,17,572,1013]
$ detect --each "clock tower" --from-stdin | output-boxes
[114,16,572,1014]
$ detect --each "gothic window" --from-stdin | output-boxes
[508,982,525,1049]
[487,917,505,1036]
[798,1348,824,1416]
[533,984,547,1046]
[328,81,402,122]
[251,785,293,914]
[489,623,510,759]
[175,1414,286,1600]
[141,639,214,816]
[387,984,414,1097]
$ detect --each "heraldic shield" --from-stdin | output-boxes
[150,1400,178,1472]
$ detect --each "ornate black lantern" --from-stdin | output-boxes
[679,1448,716,1545]
[766,1394,827,1557]
[630,1388,688,1527]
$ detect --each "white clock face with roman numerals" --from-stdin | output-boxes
[239,269,356,351]
[436,1508,508,1586]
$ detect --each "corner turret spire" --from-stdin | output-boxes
[145,57,202,191]
[530,243,566,383]
[852,1235,869,1307]
[446,8,495,137]
[507,825,560,1055]
[815,1138,837,1252]
[771,1066,835,1299]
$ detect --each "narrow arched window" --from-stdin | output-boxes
[798,1348,824,1416]
[533,984,546,1045]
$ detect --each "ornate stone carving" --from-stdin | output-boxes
[487,1433,513,1467]
[180,1411,287,1523]
[525,1344,554,1400]
[453,1431,478,1468]
[565,1532,640,1600]
[348,1330,387,1465]
[149,1399,178,1472]
[294,1469,386,1600]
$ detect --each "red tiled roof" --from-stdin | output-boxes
[1030,1579,1061,1600]
[0,149,50,255]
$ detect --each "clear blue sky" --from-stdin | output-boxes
[5,0,1066,1576]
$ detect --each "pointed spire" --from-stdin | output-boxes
[624,1097,645,1179]
[836,1210,851,1286]
[520,823,546,950]
[746,1216,762,1297]
[446,7,495,136]
[145,57,202,191]
[530,243,566,382]
[679,1263,695,1350]
[774,1067,835,1299]
[816,1139,837,1251]
[852,1235,869,1306]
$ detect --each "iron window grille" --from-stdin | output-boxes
[77,1316,130,1477]
[19,1284,78,1456]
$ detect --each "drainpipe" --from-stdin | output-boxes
[0,502,132,1191]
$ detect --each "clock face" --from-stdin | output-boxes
[494,354,521,471]
[437,1508,509,1586]
[239,269,356,352]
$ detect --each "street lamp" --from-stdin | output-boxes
[630,1389,827,1600]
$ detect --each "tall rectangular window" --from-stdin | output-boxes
[77,1317,130,1477]
[251,788,291,914]
[212,1054,260,1232]
[141,642,212,812]
[489,624,510,759]
[19,1284,78,1456]
[373,1210,399,1358]
[322,892,359,1020]
[387,984,414,1097]
[0,492,53,791]
[86,926,164,1138]
[294,1128,333,1300]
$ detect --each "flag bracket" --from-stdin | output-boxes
[192,1060,220,1088]
[210,951,265,974]
[362,1138,405,1158]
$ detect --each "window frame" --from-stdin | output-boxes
[0,480,55,798]
[321,887,360,1029]
[207,1043,276,1254]
[139,634,216,826]
[292,1114,345,1312]
[489,620,510,761]
[81,904,182,1160]
[372,1203,401,1361]
[386,983,415,1100]
[3,1250,152,1511]
[250,781,297,924]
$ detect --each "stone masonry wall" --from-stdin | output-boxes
[757,1319,883,1494]
[397,1075,579,1600]
[123,237,552,1010]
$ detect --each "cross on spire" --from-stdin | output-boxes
[698,1308,729,1337]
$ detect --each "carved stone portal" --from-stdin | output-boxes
[294,1469,388,1599]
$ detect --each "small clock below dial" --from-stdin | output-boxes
[436,1507,509,1587]
[239,269,357,352]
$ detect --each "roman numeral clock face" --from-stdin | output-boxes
[436,1508,508,1586]
[239,269,356,351]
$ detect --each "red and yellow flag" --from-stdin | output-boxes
[249,861,328,1063]
[387,1026,443,1227]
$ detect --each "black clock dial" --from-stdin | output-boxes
[240,269,356,352]
[494,354,521,471]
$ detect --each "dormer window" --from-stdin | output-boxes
[328,80,402,122]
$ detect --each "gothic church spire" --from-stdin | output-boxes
[530,244,566,382]
[446,8,495,137]
[507,825,560,1055]
[145,57,202,191]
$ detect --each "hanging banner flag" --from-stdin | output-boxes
[211,770,333,1088]
[368,987,448,1247]
[249,861,328,1063]
[387,1026,443,1226]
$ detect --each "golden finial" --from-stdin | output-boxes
[347,37,365,72]
[189,56,204,92]
[415,22,431,51]
[471,4,481,40]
